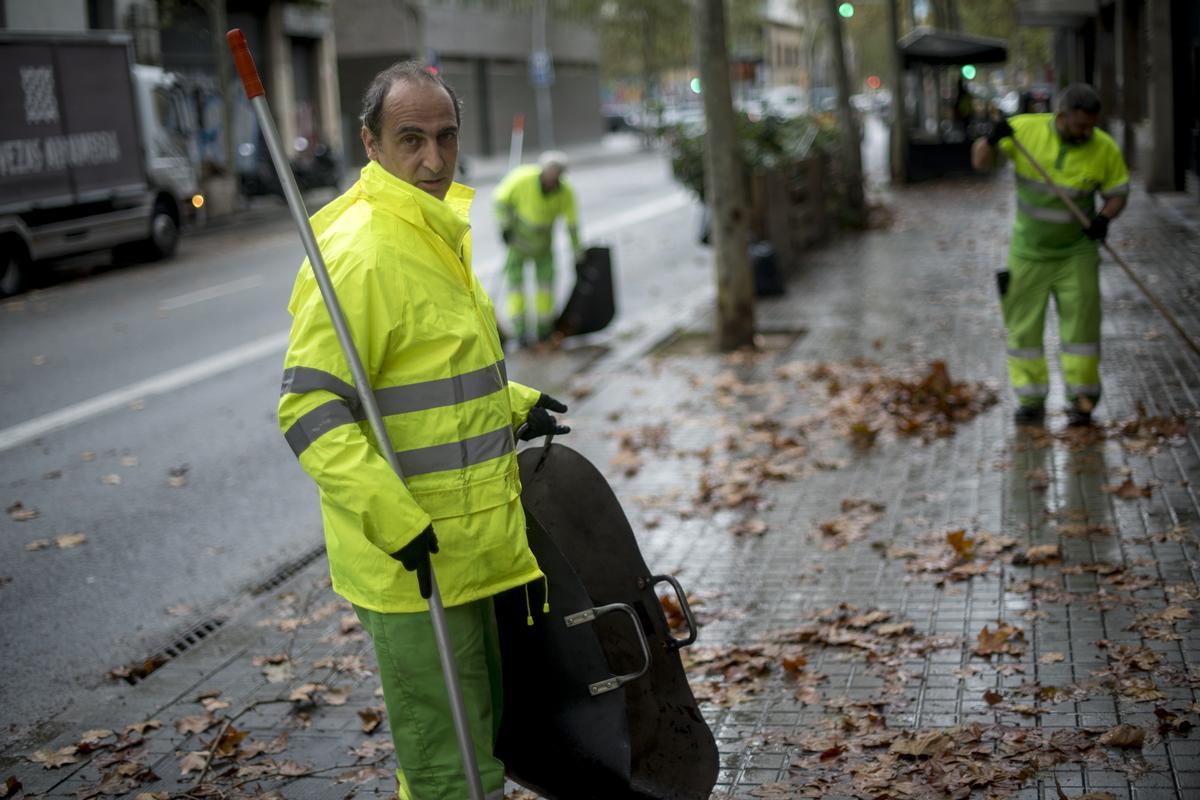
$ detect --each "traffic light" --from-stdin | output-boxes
[866,75,881,90]
[838,3,854,18]
[689,77,702,94]
[961,64,977,80]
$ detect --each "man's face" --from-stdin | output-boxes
[1056,109,1099,145]
[540,165,563,192]
[361,79,458,200]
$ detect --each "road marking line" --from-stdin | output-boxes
[0,191,697,452]
[586,192,692,238]
[0,331,290,453]
[159,275,264,311]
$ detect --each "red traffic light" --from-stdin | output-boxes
[866,75,881,90]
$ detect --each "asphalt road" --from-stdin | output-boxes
[0,147,707,747]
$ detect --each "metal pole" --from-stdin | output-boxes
[1010,134,1200,359]
[225,30,487,800]
[533,0,555,149]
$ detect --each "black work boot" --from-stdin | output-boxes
[1014,405,1045,425]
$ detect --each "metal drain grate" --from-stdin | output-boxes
[115,616,226,685]
[249,542,327,596]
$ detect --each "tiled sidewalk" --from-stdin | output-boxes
[563,175,1199,798]
[3,175,1197,800]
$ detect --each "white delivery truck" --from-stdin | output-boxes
[0,30,201,296]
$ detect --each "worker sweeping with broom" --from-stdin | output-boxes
[972,83,1129,427]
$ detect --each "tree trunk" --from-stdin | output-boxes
[209,0,235,175]
[824,0,865,224]
[887,0,907,184]
[695,0,754,351]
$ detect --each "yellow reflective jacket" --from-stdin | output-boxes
[278,161,543,613]
[493,164,580,256]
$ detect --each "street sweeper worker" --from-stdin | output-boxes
[277,62,569,800]
[494,150,583,343]
[971,82,1129,427]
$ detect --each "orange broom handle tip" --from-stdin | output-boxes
[226,29,265,99]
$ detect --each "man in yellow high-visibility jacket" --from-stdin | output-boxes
[278,62,569,800]
[494,151,582,343]
[972,83,1129,426]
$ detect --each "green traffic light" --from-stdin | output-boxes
[838,2,854,18]
[961,64,977,80]
[689,77,702,94]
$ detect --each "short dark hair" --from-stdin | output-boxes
[360,61,461,142]
[1056,83,1101,115]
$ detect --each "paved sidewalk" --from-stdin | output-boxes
[3,173,1198,800]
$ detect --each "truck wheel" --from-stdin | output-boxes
[0,245,29,298]
[143,200,180,260]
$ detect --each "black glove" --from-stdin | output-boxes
[1084,214,1110,242]
[518,394,570,441]
[535,393,567,413]
[986,117,1014,146]
[390,525,439,599]
[501,227,514,245]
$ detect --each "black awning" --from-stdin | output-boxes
[898,26,1008,67]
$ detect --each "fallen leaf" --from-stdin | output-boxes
[0,777,20,799]
[336,765,391,785]
[262,662,294,683]
[876,621,915,637]
[359,705,385,734]
[119,455,139,467]
[730,518,768,537]
[211,725,248,758]
[6,502,38,521]
[123,720,161,735]
[1102,477,1154,500]
[175,713,216,735]
[101,473,122,486]
[167,464,189,488]
[166,603,193,617]
[888,730,952,758]
[177,751,208,775]
[1039,651,1066,664]
[1098,723,1145,749]
[277,760,310,777]
[946,529,974,559]
[1019,544,1061,565]
[28,746,79,769]
[974,623,1025,657]
[55,532,87,549]
[24,539,50,551]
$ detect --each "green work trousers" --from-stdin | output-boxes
[503,247,555,339]
[354,599,506,800]
[1000,249,1102,409]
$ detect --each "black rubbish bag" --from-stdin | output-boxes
[752,240,785,297]
[555,246,616,338]
[494,442,718,800]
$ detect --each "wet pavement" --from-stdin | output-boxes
[2,172,1198,799]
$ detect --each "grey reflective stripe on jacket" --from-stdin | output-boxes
[1016,197,1077,224]
[394,426,515,477]
[1015,173,1093,203]
[281,362,512,474]
[376,362,506,416]
[284,399,361,456]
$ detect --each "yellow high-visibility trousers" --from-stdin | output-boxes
[504,248,555,339]
[1001,249,1102,408]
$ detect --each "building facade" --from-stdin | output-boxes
[1017,0,1199,198]
[334,0,603,165]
